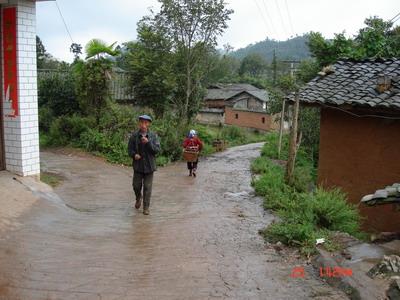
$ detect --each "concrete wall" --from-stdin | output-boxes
[196,111,224,125]
[318,107,400,232]
[225,107,271,131]
[2,0,39,176]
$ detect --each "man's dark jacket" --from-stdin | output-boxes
[128,130,161,174]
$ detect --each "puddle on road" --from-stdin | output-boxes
[0,143,347,300]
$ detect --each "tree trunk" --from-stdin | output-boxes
[184,51,191,123]
[285,92,300,186]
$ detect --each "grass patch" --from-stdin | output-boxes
[252,132,363,255]
[41,172,63,187]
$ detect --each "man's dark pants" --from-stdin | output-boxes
[133,172,154,209]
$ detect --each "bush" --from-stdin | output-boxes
[262,188,361,255]
[48,115,95,145]
[311,188,360,235]
[261,132,289,160]
[39,106,55,132]
[156,155,170,166]
[252,138,362,255]
[221,125,246,143]
[251,158,294,211]
[38,71,79,116]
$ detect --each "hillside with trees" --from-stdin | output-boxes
[230,35,311,62]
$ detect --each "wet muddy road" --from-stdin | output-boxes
[0,143,346,299]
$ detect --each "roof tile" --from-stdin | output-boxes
[289,58,400,110]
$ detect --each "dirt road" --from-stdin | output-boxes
[0,143,346,299]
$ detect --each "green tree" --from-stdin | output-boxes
[206,47,240,83]
[272,49,277,85]
[36,36,50,68]
[355,17,400,58]
[239,53,267,77]
[152,0,233,121]
[308,17,400,67]
[307,32,354,67]
[126,22,176,118]
[74,39,119,125]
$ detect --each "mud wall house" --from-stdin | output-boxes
[291,58,400,232]
[0,0,51,176]
[197,83,275,131]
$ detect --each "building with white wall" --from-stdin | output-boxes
[0,0,50,176]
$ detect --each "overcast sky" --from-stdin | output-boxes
[37,0,400,62]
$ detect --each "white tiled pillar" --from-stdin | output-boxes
[2,0,39,176]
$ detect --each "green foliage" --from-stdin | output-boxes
[252,135,362,255]
[220,126,246,143]
[311,188,361,233]
[85,39,119,59]
[206,51,240,83]
[230,35,311,62]
[308,17,400,67]
[38,70,79,117]
[299,107,320,164]
[261,132,288,159]
[125,22,176,118]
[296,59,320,84]
[39,106,55,133]
[73,38,119,125]
[43,115,95,146]
[74,58,113,124]
[238,53,267,77]
[156,155,170,166]
[40,172,63,188]
[150,0,233,121]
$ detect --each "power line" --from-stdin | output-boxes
[55,0,74,44]
[389,12,400,22]
[260,0,277,38]
[274,0,289,38]
[284,0,295,36]
[392,15,400,24]
[253,0,272,38]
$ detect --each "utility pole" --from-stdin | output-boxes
[277,98,285,159]
[272,49,277,86]
[285,91,300,185]
[277,61,299,159]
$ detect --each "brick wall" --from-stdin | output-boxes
[225,107,272,131]
[2,0,39,176]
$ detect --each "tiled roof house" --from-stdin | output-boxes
[197,83,275,131]
[289,58,400,232]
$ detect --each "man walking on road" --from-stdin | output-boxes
[128,115,161,215]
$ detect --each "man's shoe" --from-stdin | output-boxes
[193,169,197,177]
[135,197,142,209]
[143,208,150,215]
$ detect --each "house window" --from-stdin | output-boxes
[235,113,239,119]
[262,117,265,124]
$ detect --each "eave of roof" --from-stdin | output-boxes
[287,58,400,112]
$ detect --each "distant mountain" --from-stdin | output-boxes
[230,35,311,62]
